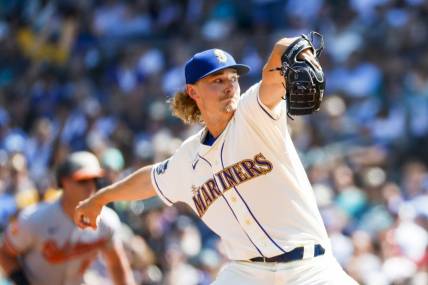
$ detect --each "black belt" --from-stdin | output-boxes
[249,244,325,263]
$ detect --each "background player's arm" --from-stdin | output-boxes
[0,242,20,276]
[0,237,30,284]
[259,37,318,110]
[75,165,156,229]
[101,238,136,285]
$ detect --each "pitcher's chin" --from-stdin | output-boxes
[224,98,239,113]
[225,103,237,113]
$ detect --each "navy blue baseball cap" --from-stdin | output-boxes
[185,49,250,84]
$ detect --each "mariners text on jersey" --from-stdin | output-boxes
[192,152,273,217]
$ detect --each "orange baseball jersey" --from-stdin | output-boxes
[151,83,330,261]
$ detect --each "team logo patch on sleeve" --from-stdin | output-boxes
[155,159,170,175]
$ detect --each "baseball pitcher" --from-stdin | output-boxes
[74,33,359,284]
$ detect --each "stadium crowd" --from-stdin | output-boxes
[0,0,427,284]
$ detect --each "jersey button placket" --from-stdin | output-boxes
[224,190,281,256]
[216,151,283,257]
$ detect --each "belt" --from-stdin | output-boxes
[249,244,325,263]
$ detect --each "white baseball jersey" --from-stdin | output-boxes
[151,82,330,261]
[3,200,121,285]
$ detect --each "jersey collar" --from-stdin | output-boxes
[196,120,232,159]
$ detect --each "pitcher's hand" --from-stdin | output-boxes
[74,197,103,229]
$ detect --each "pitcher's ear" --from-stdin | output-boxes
[186,85,198,100]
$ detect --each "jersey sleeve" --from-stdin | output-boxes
[3,208,36,255]
[236,82,289,140]
[151,146,188,206]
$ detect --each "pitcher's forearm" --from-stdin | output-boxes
[75,165,157,229]
[94,165,157,206]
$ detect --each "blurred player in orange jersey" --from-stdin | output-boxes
[0,151,136,285]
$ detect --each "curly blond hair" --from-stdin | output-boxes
[169,90,203,125]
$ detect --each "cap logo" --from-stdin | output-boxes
[214,49,227,63]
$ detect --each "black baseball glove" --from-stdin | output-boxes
[279,31,325,117]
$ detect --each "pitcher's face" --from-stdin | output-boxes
[188,69,241,118]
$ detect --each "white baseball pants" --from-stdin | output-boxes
[211,253,359,285]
